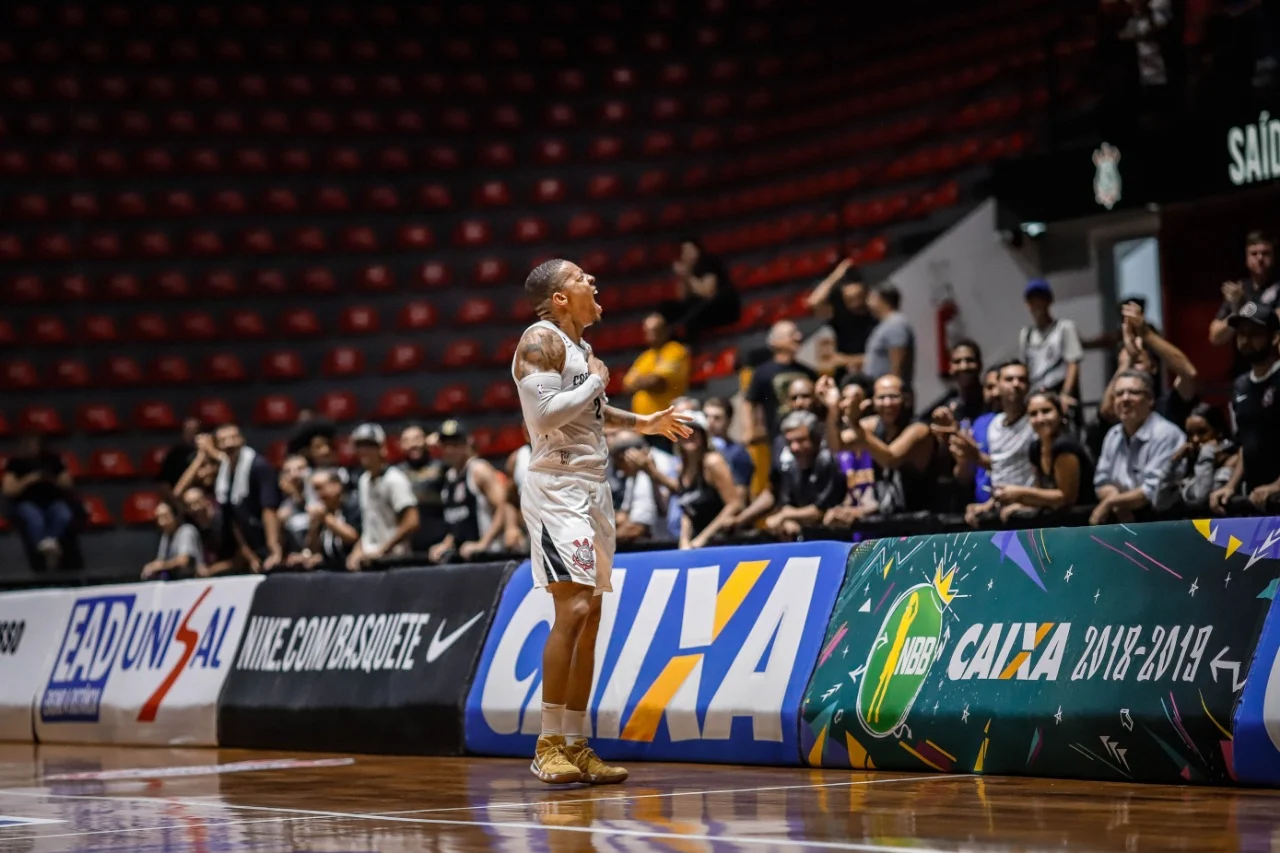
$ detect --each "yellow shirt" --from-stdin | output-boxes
[625,341,690,416]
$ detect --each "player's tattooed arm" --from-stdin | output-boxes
[513,326,567,379]
[603,406,637,427]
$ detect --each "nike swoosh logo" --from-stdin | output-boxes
[425,611,485,663]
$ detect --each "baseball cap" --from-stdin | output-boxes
[1229,300,1280,331]
[350,422,386,445]
[438,419,469,443]
[1024,279,1053,299]
[685,411,709,434]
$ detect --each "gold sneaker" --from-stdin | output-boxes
[530,735,583,784]
[564,741,628,784]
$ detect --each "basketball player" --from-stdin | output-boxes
[514,259,693,784]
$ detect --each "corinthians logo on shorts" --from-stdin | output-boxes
[856,566,955,738]
[570,538,594,571]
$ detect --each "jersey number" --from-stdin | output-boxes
[593,397,603,420]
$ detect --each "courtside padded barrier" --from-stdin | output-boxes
[218,562,511,755]
[0,589,75,742]
[1234,577,1280,785]
[465,541,848,765]
[34,576,262,746]
[802,518,1280,784]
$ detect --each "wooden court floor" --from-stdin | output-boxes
[0,744,1278,852]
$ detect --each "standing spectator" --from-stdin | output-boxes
[954,361,1038,526]
[702,397,755,503]
[350,423,420,569]
[276,454,314,554]
[622,313,690,450]
[157,418,202,502]
[1091,370,1186,524]
[847,375,939,514]
[141,502,203,581]
[639,413,742,550]
[806,259,877,374]
[1019,280,1084,408]
[398,424,448,552]
[1209,231,1278,351]
[666,237,741,339]
[429,420,506,562]
[612,432,662,544]
[3,432,76,570]
[745,320,819,444]
[288,470,360,572]
[1167,403,1235,508]
[735,411,844,540]
[863,283,916,384]
[991,391,1094,523]
[213,423,283,572]
[1211,302,1280,513]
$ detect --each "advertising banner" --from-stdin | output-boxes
[466,541,848,765]
[1233,597,1280,785]
[218,563,509,754]
[0,589,74,741]
[802,519,1280,784]
[34,576,262,746]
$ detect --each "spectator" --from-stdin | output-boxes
[173,432,222,496]
[991,391,1095,523]
[350,423,420,569]
[1211,302,1280,513]
[181,487,243,577]
[735,411,844,540]
[954,360,1038,526]
[398,424,448,553]
[157,417,202,501]
[702,397,755,503]
[3,432,76,570]
[846,375,939,514]
[213,423,283,572]
[806,259,877,374]
[1019,280,1084,408]
[745,320,819,443]
[276,454,313,554]
[1092,370,1186,524]
[962,367,1004,505]
[640,413,742,550]
[921,340,987,427]
[612,432,661,544]
[622,313,691,450]
[665,237,741,339]
[863,282,916,384]
[141,501,203,581]
[1167,403,1235,508]
[289,470,360,572]
[429,420,506,562]
[817,376,879,528]
[1209,231,1278,352]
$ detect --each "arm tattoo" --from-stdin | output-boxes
[604,406,637,427]
[514,327,566,379]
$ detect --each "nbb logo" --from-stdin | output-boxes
[479,556,822,746]
[41,587,238,723]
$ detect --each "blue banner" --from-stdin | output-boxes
[1235,597,1280,784]
[464,541,849,765]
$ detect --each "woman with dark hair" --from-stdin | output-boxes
[992,390,1094,522]
[644,412,742,550]
[840,374,939,514]
[664,237,741,339]
[1165,402,1236,508]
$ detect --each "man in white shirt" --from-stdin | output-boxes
[348,422,419,570]
[953,360,1037,526]
[610,431,661,543]
[1020,279,1084,406]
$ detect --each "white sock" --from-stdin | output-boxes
[541,702,565,737]
[563,709,587,744]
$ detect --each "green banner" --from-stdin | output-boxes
[801,519,1280,783]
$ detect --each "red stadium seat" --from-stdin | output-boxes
[536,139,570,164]
[586,174,621,200]
[374,387,419,419]
[7,275,45,302]
[134,400,178,431]
[317,391,359,422]
[280,308,322,337]
[192,397,235,426]
[492,425,526,457]
[431,384,472,415]
[29,315,69,345]
[291,227,327,254]
[356,265,395,292]
[480,381,520,411]
[152,271,190,300]
[417,184,452,210]
[149,356,192,386]
[297,267,336,295]
[204,353,247,383]
[382,343,425,374]
[202,270,240,298]
[141,446,169,478]
[251,269,289,295]
[78,403,122,433]
[262,350,305,381]
[19,405,66,434]
[104,273,143,300]
[417,260,450,289]
[254,394,298,426]
[101,355,143,387]
[1,360,38,391]
[226,309,267,339]
[340,305,380,335]
[340,226,379,252]
[567,212,603,239]
[123,491,161,526]
[397,224,435,250]
[453,219,491,247]
[397,301,437,331]
[473,258,510,287]
[442,338,482,368]
[513,217,548,243]
[456,298,496,325]
[82,495,115,529]
[90,449,137,480]
[50,358,91,389]
[130,312,171,342]
[323,346,366,377]
[178,310,219,340]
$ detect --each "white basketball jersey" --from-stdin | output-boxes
[512,320,609,479]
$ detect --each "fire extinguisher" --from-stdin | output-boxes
[933,281,965,378]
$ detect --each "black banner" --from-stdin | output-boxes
[217,562,512,755]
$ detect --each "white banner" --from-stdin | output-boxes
[33,576,262,746]
[0,589,75,741]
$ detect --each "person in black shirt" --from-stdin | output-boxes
[664,237,741,340]
[806,258,878,373]
[1212,301,1280,513]
[733,411,844,540]
[397,424,448,552]
[919,340,987,428]
[3,432,76,569]
[992,390,1094,522]
[157,417,202,501]
[745,320,819,445]
[1208,231,1278,371]
[212,423,283,572]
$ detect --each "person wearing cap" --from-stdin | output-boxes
[1019,279,1083,408]
[1210,302,1280,514]
[347,423,419,570]
[429,419,509,563]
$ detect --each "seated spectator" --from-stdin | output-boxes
[181,487,244,576]
[807,259,877,375]
[954,360,1038,526]
[1211,302,1280,513]
[612,431,663,544]
[1092,370,1186,524]
[745,320,818,445]
[1209,231,1277,356]
[141,501,203,581]
[288,469,360,572]
[157,417,202,502]
[640,413,742,550]
[622,313,690,451]
[399,424,448,552]
[277,454,313,554]
[665,237,741,339]
[991,391,1094,523]
[213,423,283,572]
[702,396,754,503]
[3,432,76,570]
[349,423,420,570]
[863,283,916,385]
[1019,280,1083,409]
[966,367,1004,505]
[847,375,939,514]
[920,340,988,427]
[817,376,879,528]
[735,411,844,541]
[1166,403,1236,508]
[429,420,506,562]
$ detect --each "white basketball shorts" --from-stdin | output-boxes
[522,469,615,594]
